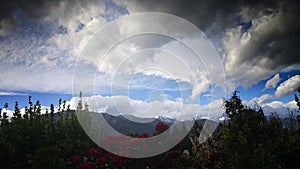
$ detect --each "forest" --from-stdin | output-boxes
[0,91,300,169]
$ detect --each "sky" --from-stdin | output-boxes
[0,0,300,120]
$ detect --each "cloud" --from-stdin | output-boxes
[0,17,77,93]
[117,0,281,37]
[47,0,110,57]
[68,95,223,121]
[0,0,125,58]
[0,108,14,120]
[0,64,76,93]
[223,2,300,88]
[1,105,51,120]
[115,0,300,92]
[275,75,300,98]
[0,91,27,96]
[264,73,280,90]
[0,0,299,99]
[0,19,15,35]
[0,0,117,93]
[0,0,107,33]
[248,94,273,106]
[74,14,225,98]
[262,100,298,116]
[245,94,298,116]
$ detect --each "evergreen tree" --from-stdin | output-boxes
[13,101,21,120]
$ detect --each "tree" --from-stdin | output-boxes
[295,95,300,110]
[12,101,21,120]
[77,91,83,112]
[224,91,244,118]
[222,92,277,169]
[0,103,9,127]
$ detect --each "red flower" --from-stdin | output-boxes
[96,157,107,166]
[71,154,82,164]
[112,156,125,166]
[139,132,149,138]
[79,162,93,169]
[153,122,169,135]
[85,147,101,158]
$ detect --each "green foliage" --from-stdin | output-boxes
[224,91,244,118]
[0,95,95,169]
[221,91,300,169]
[0,91,300,168]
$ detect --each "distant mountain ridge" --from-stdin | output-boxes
[53,110,214,135]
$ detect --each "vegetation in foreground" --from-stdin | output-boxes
[0,91,300,169]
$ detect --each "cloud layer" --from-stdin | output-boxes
[1,0,299,93]
[264,73,281,90]
[68,95,224,121]
[0,0,299,119]
[275,75,300,98]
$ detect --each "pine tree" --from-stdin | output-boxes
[224,91,244,118]
[13,101,21,120]
[0,103,9,127]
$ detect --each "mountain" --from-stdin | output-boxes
[101,113,160,135]
[53,110,220,135]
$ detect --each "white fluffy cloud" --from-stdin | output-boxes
[68,95,223,121]
[1,106,51,120]
[248,94,273,106]
[47,0,106,33]
[75,15,225,98]
[262,100,298,116]
[246,94,298,116]
[264,73,280,90]
[47,0,131,58]
[275,75,300,98]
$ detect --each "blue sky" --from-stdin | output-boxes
[0,0,299,119]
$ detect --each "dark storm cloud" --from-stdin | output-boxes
[122,0,300,88]
[0,0,58,20]
[0,0,104,34]
[220,0,300,83]
[0,0,296,36]
[123,0,281,35]
[0,0,60,34]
